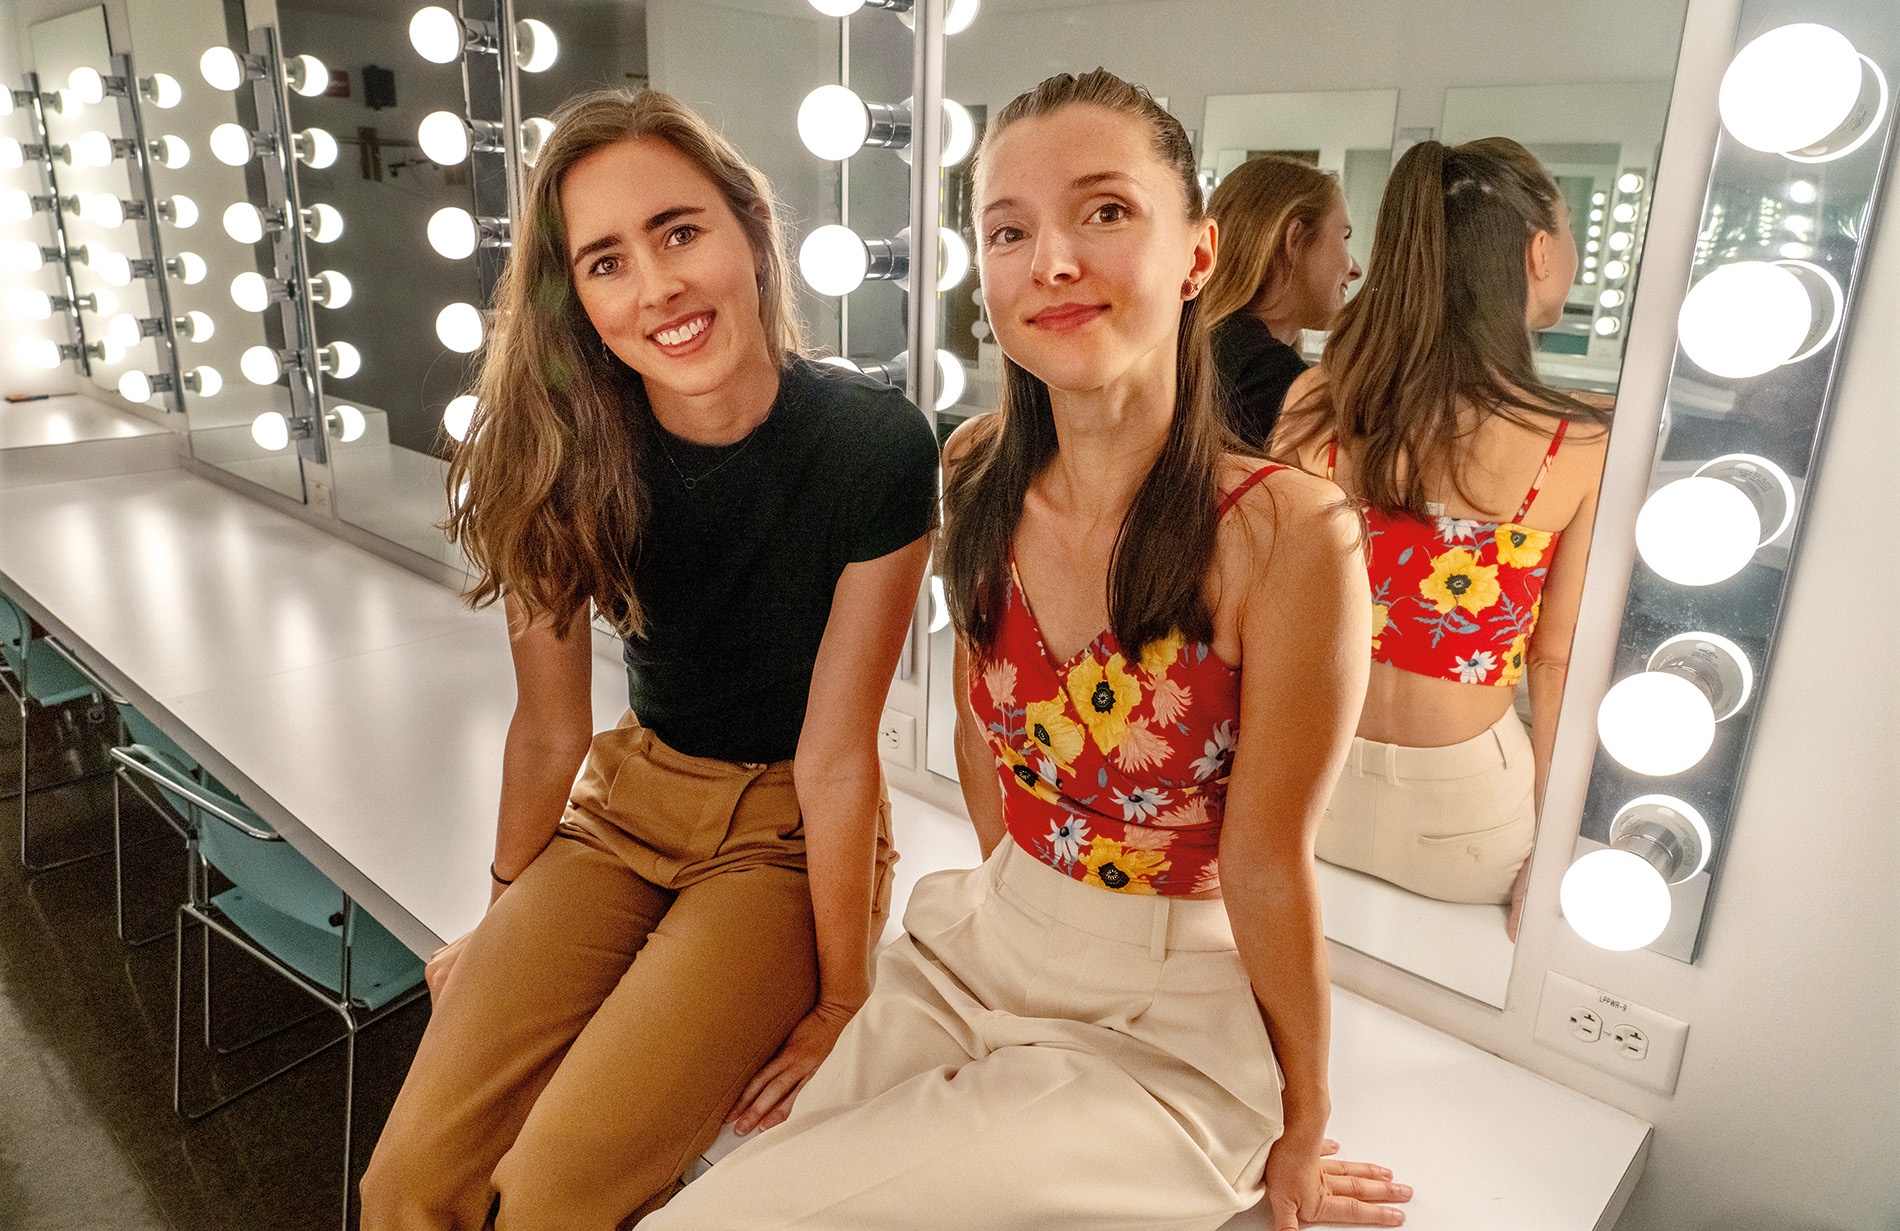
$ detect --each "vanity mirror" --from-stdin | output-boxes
[926,0,1694,1007]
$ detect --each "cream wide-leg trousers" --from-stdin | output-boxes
[640,838,1284,1230]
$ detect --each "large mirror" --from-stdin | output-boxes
[929,0,1693,1006]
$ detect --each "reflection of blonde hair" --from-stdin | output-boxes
[444,88,802,637]
[1200,155,1340,329]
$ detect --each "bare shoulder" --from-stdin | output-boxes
[942,411,997,477]
[1218,457,1359,574]
[1285,364,1330,407]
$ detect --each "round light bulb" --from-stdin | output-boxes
[0,138,21,169]
[230,272,271,313]
[97,336,127,367]
[118,370,154,402]
[1598,289,1625,309]
[1603,259,1629,280]
[147,72,182,109]
[313,270,352,308]
[1593,317,1619,336]
[798,86,870,161]
[938,227,971,291]
[91,289,119,316]
[175,252,207,285]
[210,122,253,166]
[1677,261,1812,379]
[942,98,976,165]
[3,240,46,273]
[1587,225,1602,239]
[73,130,113,168]
[1718,24,1863,156]
[1560,849,1673,952]
[333,404,366,442]
[241,345,283,384]
[800,225,869,296]
[299,127,338,169]
[935,349,965,410]
[27,338,64,369]
[325,341,361,378]
[204,46,247,91]
[428,206,478,259]
[287,54,328,98]
[0,189,30,222]
[515,18,558,72]
[443,393,477,441]
[106,312,143,350]
[1597,671,1715,777]
[182,310,215,341]
[1788,180,1818,204]
[1779,241,1815,260]
[1612,202,1638,223]
[409,7,464,63]
[191,365,223,397]
[94,250,132,287]
[418,111,470,165]
[223,201,265,244]
[251,411,290,451]
[436,301,484,352]
[0,89,11,117]
[88,192,127,228]
[807,0,865,14]
[1617,173,1645,194]
[10,290,52,320]
[1608,231,1632,252]
[154,134,190,168]
[1584,240,1600,254]
[945,0,980,35]
[305,202,344,242]
[819,356,861,372]
[1635,476,1761,586]
[519,116,554,167]
[68,67,106,107]
[929,575,951,632]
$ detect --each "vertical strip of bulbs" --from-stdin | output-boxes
[16,73,94,376]
[1584,170,1647,348]
[110,51,185,414]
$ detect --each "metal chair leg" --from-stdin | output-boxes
[116,767,191,947]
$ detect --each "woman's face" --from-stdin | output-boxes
[1524,198,1579,332]
[561,137,770,401]
[1286,191,1361,330]
[975,104,1214,398]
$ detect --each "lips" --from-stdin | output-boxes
[649,311,713,353]
[1027,303,1108,333]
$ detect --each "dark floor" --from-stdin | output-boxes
[0,691,430,1231]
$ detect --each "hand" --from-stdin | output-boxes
[1506,857,1532,942]
[424,931,471,1000]
[1264,1131,1411,1228]
[726,999,859,1135]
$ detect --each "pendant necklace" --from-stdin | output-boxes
[654,415,766,490]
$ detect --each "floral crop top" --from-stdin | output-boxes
[968,465,1285,897]
[1328,422,1566,688]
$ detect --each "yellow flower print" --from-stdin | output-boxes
[1065,653,1141,754]
[1149,677,1193,728]
[1112,717,1174,774]
[1080,836,1169,894]
[1024,698,1085,774]
[1498,633,1528,688]
[1495,523,1554,568]
[1370,603,1390,651]
[996,745,1060,805]
[1139,628,1186,676]
[981,659,1018,708]
[1419,548,1502,615]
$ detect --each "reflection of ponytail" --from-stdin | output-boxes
[1279,137,1607,518]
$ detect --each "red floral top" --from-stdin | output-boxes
[1330,423,1565,688]
[968,466,1284,896]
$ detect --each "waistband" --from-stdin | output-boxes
[1343,708,1529,782]
[612,709,796,779]
[991,837,1237,957]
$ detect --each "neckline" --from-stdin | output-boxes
[1006,558,1240,677]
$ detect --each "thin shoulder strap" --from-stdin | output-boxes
[1219,464,1288,519]
[1514,420,1569,523]
[1325,437,1338,481]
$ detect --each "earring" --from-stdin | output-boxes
[1182,278,1200,299]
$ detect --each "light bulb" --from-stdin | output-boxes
[251,411,290,451]
[241,345,283,384]
[174,252,207,284]
[515,18,558,72]
[11,290,52,320]
[1677,261,1813,379]
[146,72,182,108]
[1779,241,1814,260]
[945,0,980,35]
[312,270,352,308]
[1593,317,1619,336]
[1591,191,1606,205]
[181,310,215,341]
[1718,24,1864,157]
[428,206,478,259]
[95,250,132,287]
[1587,225,1602,239]
[929,575,951,633]
[1788,180,1818,204]
[1598,289,1625,309]
[210,122,254,166]
[3,241,46,272]
[800,226,870,296]
[939,227,971,291]
[935,349,965,410]
[419,111,470,165]
[154,134,190,168]
[0,189,30,222]
[0,138,20,169]
[118,370,154,402]
[230,272,271,313]
[0,89,11,117]
[106,312,144,350]
[1608,231,1632,253]
[200,46,245,91]
[807,0,865,14]
[443,393,477,441]
[191,365,222,396]
[223,201,266,244]
[798,86,870,161]
[1560,849,1673,951]
[298,127,338,169]
[27,338,65,369]
[409,7,464,63]
[436,301,484,352]
[86,192,127,228]
[1603,259,1629,280]
[324,341,361,378]
[73,130,114,168]
[1585,240,1600,254]
[332,404,366,442]
[68,67,106,106]
[520,116,554,167]
[1589,208,1604,223]
[1612,202,1638,223]
[97,336,127,367]
[91,289,119,316]
[1617,173,1645,194]
[305,202,344,242]
[1597,671,1715,777]
[286,53,329,98]
[942,98,976,165]
[1636,476,1761,586]
[819,356,861,372]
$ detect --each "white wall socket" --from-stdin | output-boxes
[1534,971,1689,1095]
[877,709,917,770]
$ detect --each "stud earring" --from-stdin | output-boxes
[1182,278,1200,299]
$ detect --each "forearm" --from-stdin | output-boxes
[794,750,884,1009]
[493,717,592,878]
[955,732,1006,856]
[1527,658,1569,810]
[1221,845,1333,1140]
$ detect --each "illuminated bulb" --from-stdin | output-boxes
[1587,225,1601,239]
[1677,261,1813,379]
[443,393,477,441]
[97,336,127,366]
[3,241,46,272]
[946,0,980,35]
[1617,173,1644,194]
[819,356,861,372]
[304,202,344,242]
[286,54,329,98]
[1779,241,1814,260]
[418,111,470,165]
[942,98,975,165]
[515,18,558,72]
[68,67,106,106]
[1788,180,1818,204]
[230,272,272,313]
[73,130,114,168]
[1608,231,1632,252]
[324,341,361,378]
[428,206,478,259]
[409,6,464,63]
[1635,477,1761,586]
[94,250,133,287]
[298,127,338,169]
[436,301,484,351]
[1597,672,1714,777]
[1783,215,1814,236]
[1583,256,1598,270]
[26,338,65,369]
[0,138,20,169]
[1718,24,1865,156]
[1560,849,1673,952]
[91,289,119,316]
[118,370,154,402]
[1613,202,1638,223]
[520,116,554,166]
[1593,317,1619,336]
[800,224,869,295]
[251,411,290,451]
[1603,259,1629,280]
[939,227,971,291]
[934,349,965,410]
[106,312,144,350]
[1588,208,1603,222]
[1591,191,1606,205]
[200,46,245,91]
[223,201,266,244]
[192,365,222,397]
[145,72,182,108]
[54,88,82,116]
[210,122,254,166]
[83,192,126,228]
[153,134,190,168]
[241,345,283,384]
[0,189,29,222]
[11,290,52,320]
[180,310,215,341]
[1585,240,1600,254]
[807,0,864,14]
[173,252,207,284]
[798,86,870,160]
[929,575,951,633]
[332,404,366,442]
[0,89,11,116]
[1598,289,1625,308]
[311,270,352,308]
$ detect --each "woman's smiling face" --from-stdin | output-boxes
[975,104,1213,397]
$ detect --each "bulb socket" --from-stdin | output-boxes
[1607,797,1712,884]
[1647,633,1753,722]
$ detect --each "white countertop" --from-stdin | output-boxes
[0,395,169,450]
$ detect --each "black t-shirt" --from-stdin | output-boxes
[622,355,939,764]
[1211,313,1309,449]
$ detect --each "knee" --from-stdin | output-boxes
[359,1136,460,1231]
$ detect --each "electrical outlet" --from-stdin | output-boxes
[1534,971,1689,1095]
[877,710,916,770]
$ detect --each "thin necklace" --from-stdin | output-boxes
[652,415,767,490]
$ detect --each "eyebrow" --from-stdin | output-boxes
[980,170,1141,218]
[569,205,708,268]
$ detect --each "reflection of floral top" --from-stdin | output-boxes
[1329,423,1566,688]
[969,466,1285,897]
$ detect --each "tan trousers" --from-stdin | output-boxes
[360,714,894,1231]
[639,839,1284,1230]
[1315,708,1535,905]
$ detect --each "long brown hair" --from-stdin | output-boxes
[941,69,1235,660]
[1201,155,1341,328]
[443,88,802,635]
[1279,137,1607,517]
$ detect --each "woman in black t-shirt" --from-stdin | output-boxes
[360,89,937,1229]
[1202,156,1362,448]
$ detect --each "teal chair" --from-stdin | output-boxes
[112,705,211,946]
[0,593,113,870]
[110,745,427,1231]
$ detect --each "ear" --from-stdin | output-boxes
[1526,228,1553,284]
[1281,217,1308,260]
[1189,215,1218,288]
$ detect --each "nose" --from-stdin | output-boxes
[634,250,687,312]
[1348,254,1364,283]
[1029,228,1080,287]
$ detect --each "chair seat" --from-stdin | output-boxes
[6,639,97,708]
[210,888,426,1012]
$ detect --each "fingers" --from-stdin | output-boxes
[1326,1172,1412,1203]
[1316,1192,1408,1226]
[727,1059,784,1124]
[1322,1158,1397,1181]
[1320,1138,1341,1156]
[732,1063,809,1135]
[1270,1196,1301,1231]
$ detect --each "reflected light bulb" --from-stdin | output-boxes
[1612,202,1638,223]
[418,111,470,165]
[409,6,464,63]
[147,72,182,108]
[231,272,271,313]
[210,122,254,166]
[1593,317,1618,336]
[68,68,105,106]
[798,86,869,160]
[1603,259,1629,280]
[939,227,971,291]
[1597,671,1715,777]
[251,411,290,451]
[0,138,20,169]
[515,18,558,72]
[27,338,64,369]
[1718,24,1863,156]
[298,127,338,169]
[428,206,478,259]
[118,370,153,402]
[167,195,199,227]
[313,270,352,308]
[91,288,119,316]
[1608,231,1632,252]
[200,46,245,91]
[73,130,113,168]
[1560,849,1673,952]
[929,575,951,633]
[106,312,143,350]
[0,189,29,222]
[1617,173,1645,194]
[808,0,866,13]
[946,0,981,35]
[325,340,361,378]
[1677,261,1812,379]
[942,98,976,165]
[1598,289,1625,308]
[241,345,282,384]
[182,310,215,341]
[1635,476,1761,586]
[287,54,329,98]
[223,201,266,244]
[520,116,554,167]
[154,134,190,168]
[10,290,52,320]
[443,393,477,441]
[800,225,869,296]
[333,404,366,442]
[436,301,484,352]
[174,252,207,284]
[819,356,861,372]
[192,365,223,397]
[935,349,965,410]
[3,240,46,272]
[305,202,344,242]
[94,251,132,287]
[85,192,126,228]
[1788,180,1818,204]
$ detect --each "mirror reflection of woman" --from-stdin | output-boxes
[1202,155,1362,448]
[1272,138,1611,939]
[359,89,937,1228]
[640,70,1409,1231]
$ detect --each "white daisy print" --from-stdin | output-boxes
[1112,785,1171,822]
[1436,516,1483,543]
[1452,651,1498,684]
[1191,720,1237,781]
[1046,815,1090,865]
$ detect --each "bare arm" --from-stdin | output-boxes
[953,637,1007,856]
[1525,438,1604,810]
[492,594,597,887]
